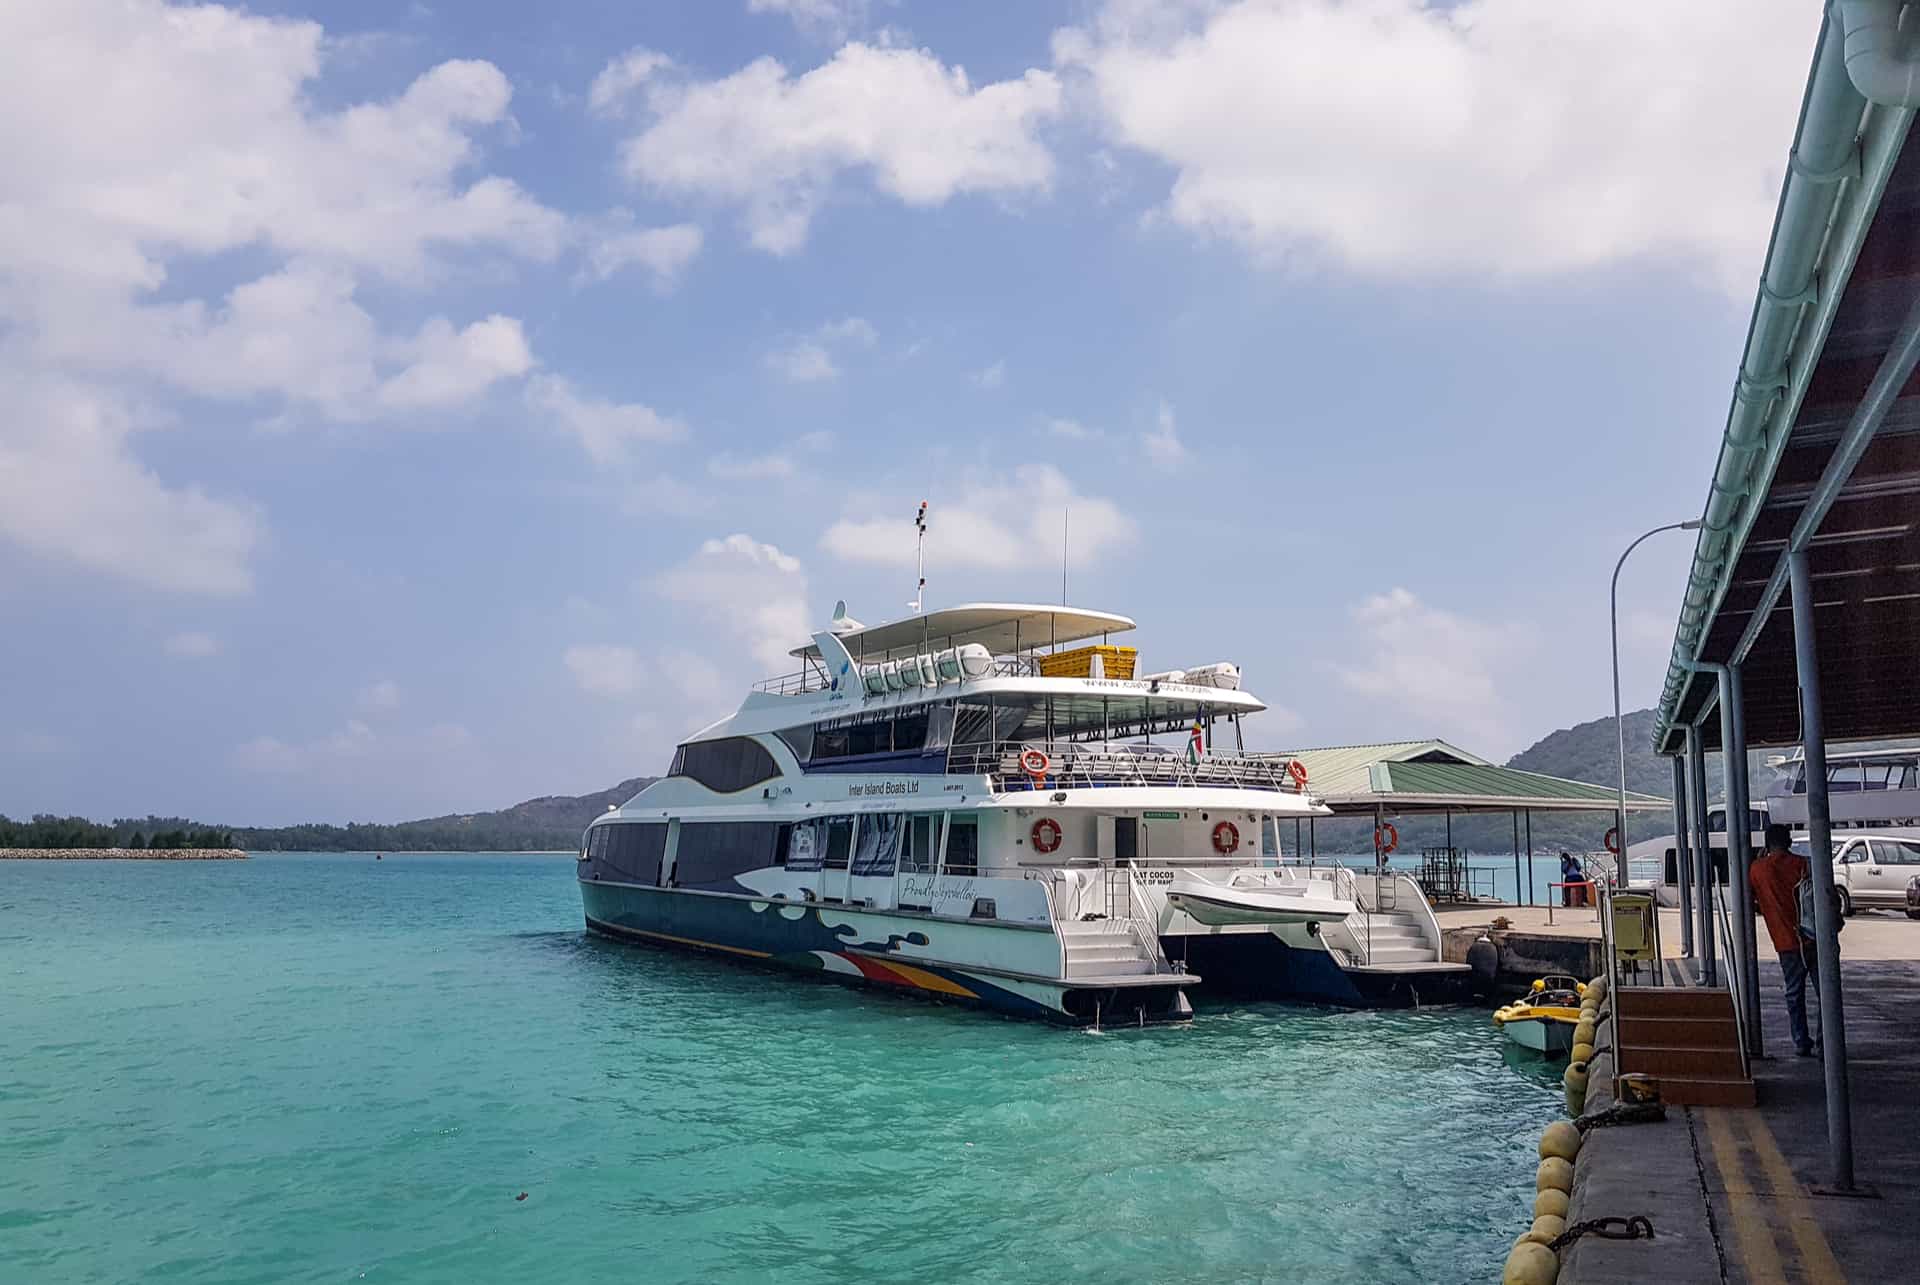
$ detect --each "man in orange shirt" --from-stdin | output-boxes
[1750,823,1819,1056]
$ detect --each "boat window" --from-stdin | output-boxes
[672,737,780,793]
[792,706,945,764]
[814,724,850,759]
[894,709,931,752]
[823,817,853,870]
[587,825,608,860]
[1706,810,1725,832]
[1861,763,1896,790]
[787,821,824,872]
[1902,764,1919,790]
[848,719,889,756]
[673,822,781,889]
[772,822,792,866]
[900,815,936,873]
[1114,816,1139,861]
[601,823,667,885]
[1749,810,1766,833]
[944,815,978,877]
[852,813,902,876]
[775,725,813,765]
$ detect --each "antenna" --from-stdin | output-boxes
[1061,506,1069,605]
[910,500,928,614]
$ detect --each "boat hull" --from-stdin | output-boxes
[580,878,1193,1026]
[1164,877,1357,927]
[1496,1016,1576,1055]
[1162,927,1471,1008]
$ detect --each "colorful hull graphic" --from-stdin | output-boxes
[579,879,1187,1024]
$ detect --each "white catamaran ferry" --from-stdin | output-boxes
[576,601,1350,1025]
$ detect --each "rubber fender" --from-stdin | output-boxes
[1503,1240,1558,1285]
[1524,1214,1567,1245]
[1534,1188,1569,1220]
[1536,1156,1574,1192]
[1539,1121,1581,1161]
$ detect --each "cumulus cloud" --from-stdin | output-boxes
[376,315,533,410]
[747,0,873,41]
[582,214,704,288]
[164,631,222,659]
[765,316,877,382]
[656,534,810,670]
[821,465,1133,571]
[598,42,1063,252]
[1331,587,1531,750]
[1055,0,1812,286]
[526,374,687,464]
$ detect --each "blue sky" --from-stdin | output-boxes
[0,1,1822,824]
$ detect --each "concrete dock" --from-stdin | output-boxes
[1556,911,1919,1284]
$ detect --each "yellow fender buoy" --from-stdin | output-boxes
[1539,1121,1581,1161]
[1503,1239,1558,1285]
[1534,1187,1569,1219]
[1570,1041,1595,1065]
[1537,1156,1574,1192]
[1563,1060,1590,1114]
[1573,1018,1597,1047]
[1588,976,1607,1001]
[1525,1213,1567,1245]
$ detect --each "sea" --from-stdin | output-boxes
[1,854,1561,1284]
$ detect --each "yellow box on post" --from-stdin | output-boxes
[1036,645,1137,679]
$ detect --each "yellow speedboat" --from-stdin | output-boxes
[1492,975,1585,1056]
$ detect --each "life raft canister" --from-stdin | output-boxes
[1376,822,1399,855]
[1211,820,1240,854]
[1031,817,1063,854]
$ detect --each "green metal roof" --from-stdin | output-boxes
[1274,740,1667,815]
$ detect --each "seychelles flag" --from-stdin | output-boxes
[1186,722,1204,764]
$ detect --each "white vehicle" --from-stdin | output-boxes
[576,600,1342,1026]
[1828,834,1920,916]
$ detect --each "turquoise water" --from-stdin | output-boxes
[1,855,1559,1283]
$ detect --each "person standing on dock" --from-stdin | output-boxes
[1750,823,1821,1057]
[1559,852,1585,907]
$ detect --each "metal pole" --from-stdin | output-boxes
[1687,725,1715,987]
[1512,811,1520,908]
[1789,548,1855,1191]
[1672,753,1695,957]
[1725,664,1764,1054]
[1525,810,1534,907]
[1613,519,1705,893]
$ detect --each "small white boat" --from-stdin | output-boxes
[1165,870,1356,926]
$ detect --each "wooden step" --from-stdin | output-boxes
[1616,1013,1739,1048]
[1615,986,1736,1019]
[1640,1074,1757,1108]
[1617,1043,1746,1077]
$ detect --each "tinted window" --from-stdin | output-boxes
[900,815,935,873]
[1707,810,1726,832]
[673,737,779,793]
[823,818,853,870]
[1874,839,1920,865]
[673,821,779,889]
[852,813,902,876]
[894,710,930,752]
[945,817,978,876]
[600,823,666,884]
[776,725,813,764]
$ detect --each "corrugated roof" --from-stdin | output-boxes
[1272,740,1668,814]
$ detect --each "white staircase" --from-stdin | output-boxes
[1345,910,1435,965]
[1059,918,1159,977]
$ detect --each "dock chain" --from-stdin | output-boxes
[1547,1215,1655,1251]
[1573,1101,1665,1133]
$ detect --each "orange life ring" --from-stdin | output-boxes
[1031,817,1062,854]
[1604,827,1619,855]
[1019,748,1050,783]
[1376,822,1399,855]
[1287,759,1309,787]
[1212,820,1240,854]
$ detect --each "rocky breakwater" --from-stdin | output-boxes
[1,848,247,860]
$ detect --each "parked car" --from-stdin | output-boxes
[1906,873,1920,921]
[1830,835,1920,915]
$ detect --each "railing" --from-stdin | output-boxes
[753,667,827,695]
[1120,867,1172,974]
[948,742,1307,794]
[1710,882,1752,1079]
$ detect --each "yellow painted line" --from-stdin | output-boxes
[1704,1108,1788,1285]
[1738,1109,1847,1285]
[624,927,771,959]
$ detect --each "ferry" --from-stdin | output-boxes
[576,601,1341,1025]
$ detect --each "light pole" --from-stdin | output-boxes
[1612,519,1704,882]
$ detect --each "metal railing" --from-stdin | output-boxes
[948,742,1307,794]
[1710,882,1753,1079]
[1119,867,1173,974]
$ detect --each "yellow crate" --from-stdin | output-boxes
[1037,645,1136,679]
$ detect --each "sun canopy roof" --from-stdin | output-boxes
[1273,740,1669,815]
[791,603,1135,661]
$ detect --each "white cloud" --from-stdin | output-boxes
[747,0,872,41]
[972,360,1006,390]
[589,48,674,115]
[582,215,704,288]
[1331,587,1530,750]
[0,374,261,596]
[766,316,877,383]
[526,374,687,464]
[821,464,1133,571]
[164,631,221,659]
[1056,0,1811,286]
[656,534,810,670]
[377,315,533,410]
[564,644,647,697]
[1142,399,1186,466]
[605,42,1063,252]
[357,679,403,712]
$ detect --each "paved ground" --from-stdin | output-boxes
[1563,926,1920,1284]
[1434,904,1920,961]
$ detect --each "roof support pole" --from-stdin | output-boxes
[1686,725,1716,987]
[1726,665,1765,1054]
[1672,753,1696,958]
[1790,547,1857,1192]
[1525,810,1534,908]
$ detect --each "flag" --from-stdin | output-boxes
[1186,722,1204,765]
